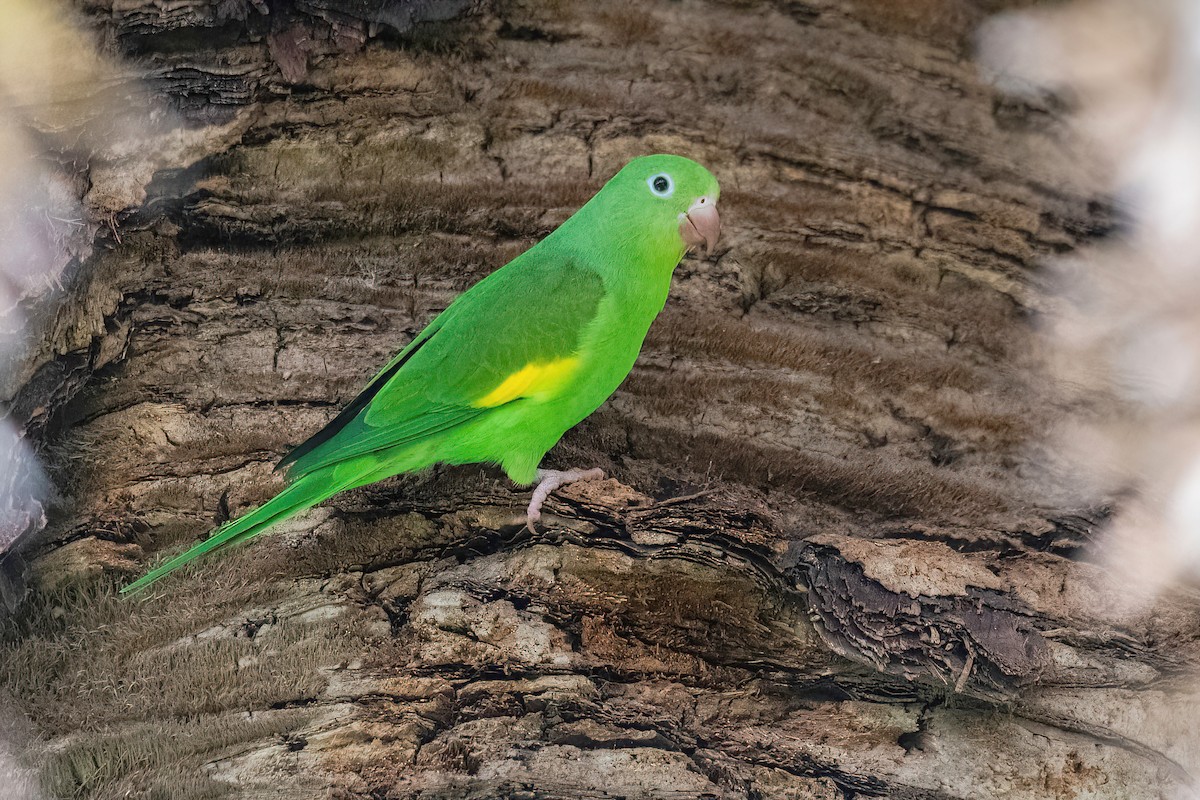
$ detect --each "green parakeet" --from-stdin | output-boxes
[123,154,721,593]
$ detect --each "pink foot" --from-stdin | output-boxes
[525,467,606,531]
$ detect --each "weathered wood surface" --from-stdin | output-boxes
[3,1,1198,798]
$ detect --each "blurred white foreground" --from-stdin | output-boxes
[0,1,96,555]
[0,0,203,562]
[982,0,1200,600]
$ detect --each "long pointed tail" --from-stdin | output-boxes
[121,470,349,595]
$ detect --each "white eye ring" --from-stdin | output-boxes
[647,173,674,197]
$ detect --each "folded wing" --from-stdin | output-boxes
[278,253,605,479]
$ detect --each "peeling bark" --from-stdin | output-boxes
[2,1,1197,799]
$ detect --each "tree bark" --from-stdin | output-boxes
[3,1,1197,798]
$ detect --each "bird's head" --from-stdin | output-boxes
[570,155,721,265]
[606,154,721,258]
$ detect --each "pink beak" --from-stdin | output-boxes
[680,196,721,257]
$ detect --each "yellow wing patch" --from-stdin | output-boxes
[473,357,581,408]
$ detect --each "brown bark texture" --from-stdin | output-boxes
[3,1,1198,799]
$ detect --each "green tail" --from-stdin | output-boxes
[121,469,350,595]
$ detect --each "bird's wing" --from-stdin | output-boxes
[278,252,605,478]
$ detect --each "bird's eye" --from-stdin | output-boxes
[647,173,674,197]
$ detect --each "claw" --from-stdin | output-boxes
[524,467,606,528]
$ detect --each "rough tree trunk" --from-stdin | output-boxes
[3,1,1197,798]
